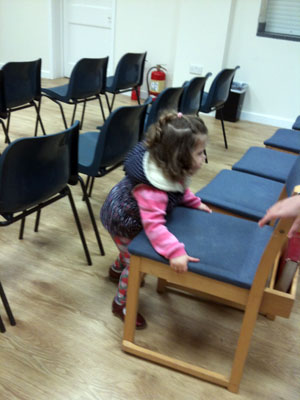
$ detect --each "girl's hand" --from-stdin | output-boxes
[170,254,200,273]
[198,202,212,213]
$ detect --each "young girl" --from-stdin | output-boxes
[100,111,212,329]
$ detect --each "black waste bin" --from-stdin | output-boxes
[216,82,248,122]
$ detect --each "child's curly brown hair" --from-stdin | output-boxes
[145,111,208,182]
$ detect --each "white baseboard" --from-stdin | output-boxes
[240,110,294,129]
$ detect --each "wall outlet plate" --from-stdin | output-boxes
[189,64,203,75]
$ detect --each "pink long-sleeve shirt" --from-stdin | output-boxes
[133,184,201,260]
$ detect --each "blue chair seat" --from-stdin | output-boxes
[78,131,100,174]
[105,76,114,91]
[232,146,297,183]
[264,128,300,153]
[42,85,69,101]
[129,207,273,289]
[292,115,300,130]
[195,170,284,221]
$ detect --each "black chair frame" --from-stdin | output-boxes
[42,57,108,130]
[0,281,16,333]
[0,59,46,144]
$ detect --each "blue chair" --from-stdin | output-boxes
[105,52,147,112]
[0,281,16,333]
[143,87,184,133]
[232,146,298,183]
[0,59,45,144]
[123,186,299,392]
[264,128,300,154]
[179,73,212,114]
[196,155,300,221]
[200,66,240,149]
[42,57,108,129]
[0,121,95,266]
[292,115,300,130]
[78,104,148,197]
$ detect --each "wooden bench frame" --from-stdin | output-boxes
[122,188,299,394]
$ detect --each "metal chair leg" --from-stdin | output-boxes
[78,175,105,255]
[135,87,141,105]
[0,119,10,144]
[43,95,68,129]
[97,95,106,122]
[219,108,228,149]
[19,217,26,240]
[0,281,16,329]
[34,209,41,232]
[33,100,46,136]
[104,93,111,113]
[88,177,95,198]
[71,103,78,126]
[67,188,92,266]
[0,314,6,333]
[80,101,87,130]
[110,94,116,112]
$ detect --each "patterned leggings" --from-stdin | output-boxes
[112,236,132,306]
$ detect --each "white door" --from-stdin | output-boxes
[63,0,115,77]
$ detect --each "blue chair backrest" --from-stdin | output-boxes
[144,86,184,131]
[1,59,42,108]
[68,57,108,100]
[110,52,147,91]
[88,104,147,176]
[179,73,212,114]
[203,66,239,110]
[286,154,300,196]
[0,121,79,214]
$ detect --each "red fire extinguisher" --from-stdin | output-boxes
[146,65,167,100]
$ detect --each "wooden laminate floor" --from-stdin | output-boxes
[0,79,299,400]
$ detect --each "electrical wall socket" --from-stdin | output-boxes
[189,64,203,75]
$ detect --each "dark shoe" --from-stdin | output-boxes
[109,265,122,283]
[109,265,145,287]
[112,300,147,330]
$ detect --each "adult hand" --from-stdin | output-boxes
[170,254,200,273]
[258,196,300,237]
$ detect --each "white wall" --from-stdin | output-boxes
[114,0,180,95]
[225,0,300,127]
[0,0,299,128]
[0,0,51,74]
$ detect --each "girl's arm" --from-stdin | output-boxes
[133,184,187,260]
[181,188,212,213]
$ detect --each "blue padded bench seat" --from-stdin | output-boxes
[232,146,297,183]
[292,115,300,130]
[264,128,300,153]
[195,169,284,221]
[128,207,273,289]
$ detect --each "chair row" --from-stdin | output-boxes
[0,53,147,143]
[121,120,300,392]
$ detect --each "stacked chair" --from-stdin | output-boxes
[143,87,184,134]
[42,57,108,129]
[0,59,46,144]
[78,104,148,198]
[121,111,300,393]
[199,66,240,149]
[105,52,147,112]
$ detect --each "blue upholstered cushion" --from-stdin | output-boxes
[264,129,300,153]
[292,116,300,130]
[128,207,273,289]
[195,170,284,221]
[232,146,297,183]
